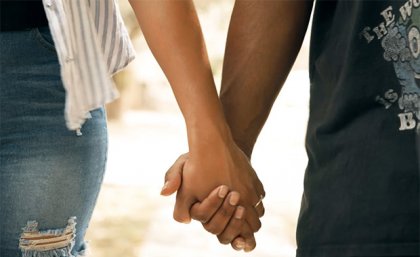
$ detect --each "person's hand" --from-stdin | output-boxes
[161,154,259,251]
[191,191,257,252]
[173,145,265,231]
[162,147,264,251]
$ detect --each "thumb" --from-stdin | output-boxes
[173,187,196,224]
[161,154,188,196]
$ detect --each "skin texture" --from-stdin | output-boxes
[130,0,314,252]
[220,0,314,158]
[128,0,264,251]
[164,0,314,251]
[162,154,259,251]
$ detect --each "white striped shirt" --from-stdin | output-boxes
[42,0,135,131]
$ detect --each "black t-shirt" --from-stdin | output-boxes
[298,1,419,256]
[0,0,48,31]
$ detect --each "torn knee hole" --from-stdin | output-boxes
[19,217,76,253]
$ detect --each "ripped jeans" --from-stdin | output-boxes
[0,27,107,257]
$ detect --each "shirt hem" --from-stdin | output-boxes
[296,242,420,257]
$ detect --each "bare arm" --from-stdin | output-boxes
[128,0,264,241]
[129,0,229,148]
[221,0,314,157]
[185,0,313,250]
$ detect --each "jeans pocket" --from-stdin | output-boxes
[32,26,56,52]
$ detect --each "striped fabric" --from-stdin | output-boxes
[42,0,135,131]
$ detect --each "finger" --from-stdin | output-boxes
[161,154,188,196]
[256,181,266,200]
[254,178,266,218]
[255,201,265,218]
[173,187,196,224]
[203,192,240,235]
[232,221,256,252]
[231,237,246,251]
[217,205,246,245]
[190,185,229,223]
[243,230,257,252]
[246,207,262,232]
[244,194,263,232]
[254,195,265,218]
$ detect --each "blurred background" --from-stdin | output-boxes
[85,0,311,256]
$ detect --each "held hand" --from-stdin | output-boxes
[166,142,264,232]
[173,144,265,231]
[160,153,187,197]
[191,193,257,252]
[162,154,260,251]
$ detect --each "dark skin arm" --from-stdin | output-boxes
[193,0,314,250]
[221,0,314,157]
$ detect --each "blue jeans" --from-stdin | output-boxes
[0,27,108,257]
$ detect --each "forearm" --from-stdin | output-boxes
[129,0,231,152]
[220,0,313,157]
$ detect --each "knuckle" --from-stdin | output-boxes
[258,207,265,218]
[204,223,222,235]
[209,197,221,208]
[250,219,261,232]
[241,226,253,238]
[260,185,265,194]
[261,208,265,217]
[254,221,261,232]
[217,236,231,245]
[191,212,207,223]
[219,207,230,218]
[227,219,242,231]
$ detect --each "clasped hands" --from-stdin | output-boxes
[160,142,265,252]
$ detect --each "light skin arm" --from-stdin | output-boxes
[128,0,226,139]
[128,0,264,245]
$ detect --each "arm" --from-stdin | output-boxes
[128,0,227,145]
[221,0,314,157]
[167,1,313,250]
[183,1,314,249]
[128,0,264,236]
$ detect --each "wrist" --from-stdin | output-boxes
[233,138,254,159]
[187,117,235,154]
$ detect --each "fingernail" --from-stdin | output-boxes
[177,216,191,224]
[244,244,253,252]
[160,181,169,194]
[180,219,191,224]
[234,239,245,250]
[218,186,228,198]
[229,193,240,206]
[234,206,245,219]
